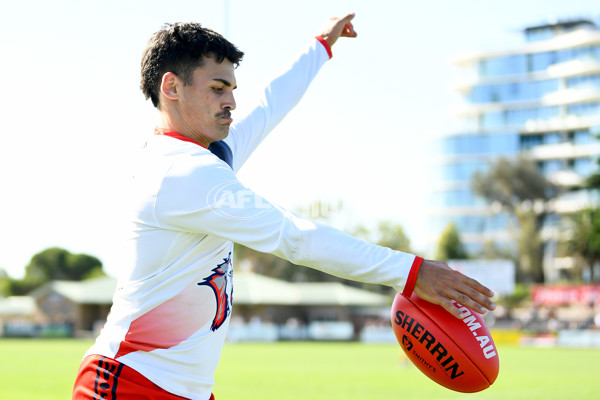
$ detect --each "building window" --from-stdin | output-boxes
[567,102,600,117]
[538,160,563,176]
[528,51,557,72]
[469,79,559,103]
[567,74,600,90]
[477,45,600,79]
[542,132,562,145]
[520,134,544,149]
[574,158,593,176]
[481,106,560,129]
[436,133,519,156]
[573,129,591,145]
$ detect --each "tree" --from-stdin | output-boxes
[24,247,103,282]
[587,172,600,190]
[435,223,468,260]
[370,221,412,253]
[471,156,558,283]
[472,156,557,212]
[562,208,600,283]
[5,247,104,295]
[585,133,600,189]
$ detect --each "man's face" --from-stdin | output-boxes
[177,56,237,147]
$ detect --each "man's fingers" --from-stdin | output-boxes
[413,259,496,319]
[438,278,496,316]
[436,289,493,318]
[449,283,496,314]
[319,13,357,47]
[342,22,357,37]
[456,291,489,314]
[339,13,357,37]
[461,273,495,298]
[339,12,356,24]
[435,297,463,319]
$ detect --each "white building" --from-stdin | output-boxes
[430,19,600,282]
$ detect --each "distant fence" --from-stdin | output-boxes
[532,285,600,306]
[227,321,357,342]
[2,323,73,338]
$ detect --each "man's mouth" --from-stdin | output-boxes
[217,111,233,124]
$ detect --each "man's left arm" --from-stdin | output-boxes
[225,13,357,172]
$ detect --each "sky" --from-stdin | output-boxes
[1,0,599,279]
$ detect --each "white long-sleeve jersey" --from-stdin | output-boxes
[85,38,418,400]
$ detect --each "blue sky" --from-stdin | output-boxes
[1,0,598,278]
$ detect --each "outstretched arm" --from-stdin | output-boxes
[226,12,359,171]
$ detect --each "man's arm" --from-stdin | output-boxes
[155,159,415,290]
[225,13,358,172]
[155,157,496,317]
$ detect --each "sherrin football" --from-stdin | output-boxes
[391,292,499,393]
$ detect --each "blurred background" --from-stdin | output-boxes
[0,0,599,348]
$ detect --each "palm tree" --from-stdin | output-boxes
[563,208,600,283]
[471,156,558,283]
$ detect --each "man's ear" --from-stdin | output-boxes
[160,72,180,101]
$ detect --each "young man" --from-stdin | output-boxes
[73,13,495,400]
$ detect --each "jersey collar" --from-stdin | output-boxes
[154,127,207,149]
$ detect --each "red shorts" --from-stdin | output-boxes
[73,354,215,400]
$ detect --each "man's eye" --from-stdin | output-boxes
[212,87,224,93]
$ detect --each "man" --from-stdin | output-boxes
[73,13,495,400]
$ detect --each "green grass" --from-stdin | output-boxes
[0,339,598,400]
[0,338,91,400]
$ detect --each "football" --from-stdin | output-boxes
[391,292,499,393]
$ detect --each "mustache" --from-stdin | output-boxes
[216,110,232,118]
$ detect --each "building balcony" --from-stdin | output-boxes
[547,58,600,78]
[522,114,600,133]
[548,170,585,187]
[451,58,600,92]
[452,88,600,118]
[542,87,600,106]
[526,142,600,161]
[451,28,600,69]
[547,190,600,213]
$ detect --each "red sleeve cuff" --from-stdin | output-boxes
[401,256,423,298]
[315,36,333,59]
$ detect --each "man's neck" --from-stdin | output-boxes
[158,111,211,148]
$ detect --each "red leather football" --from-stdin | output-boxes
[391,292,499,393]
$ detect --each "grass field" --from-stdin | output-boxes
[0,339,598,399]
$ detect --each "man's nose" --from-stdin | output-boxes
[224,92,236,110]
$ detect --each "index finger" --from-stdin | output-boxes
[339,12,356,23]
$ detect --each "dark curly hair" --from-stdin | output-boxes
[140,22,244,108]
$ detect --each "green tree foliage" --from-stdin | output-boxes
[435,223,468,260]
[25,247,103,283]
[472,156,557,212]
[2,248,104,295]
[562,208,600,283]
[586,133,600,189]
[481,240,514,260]
[588,173,600,189]
[471,156,557,283]
[372,221,412,253]
[515,208,543,283]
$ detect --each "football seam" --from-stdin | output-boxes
[404,295,492,386]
